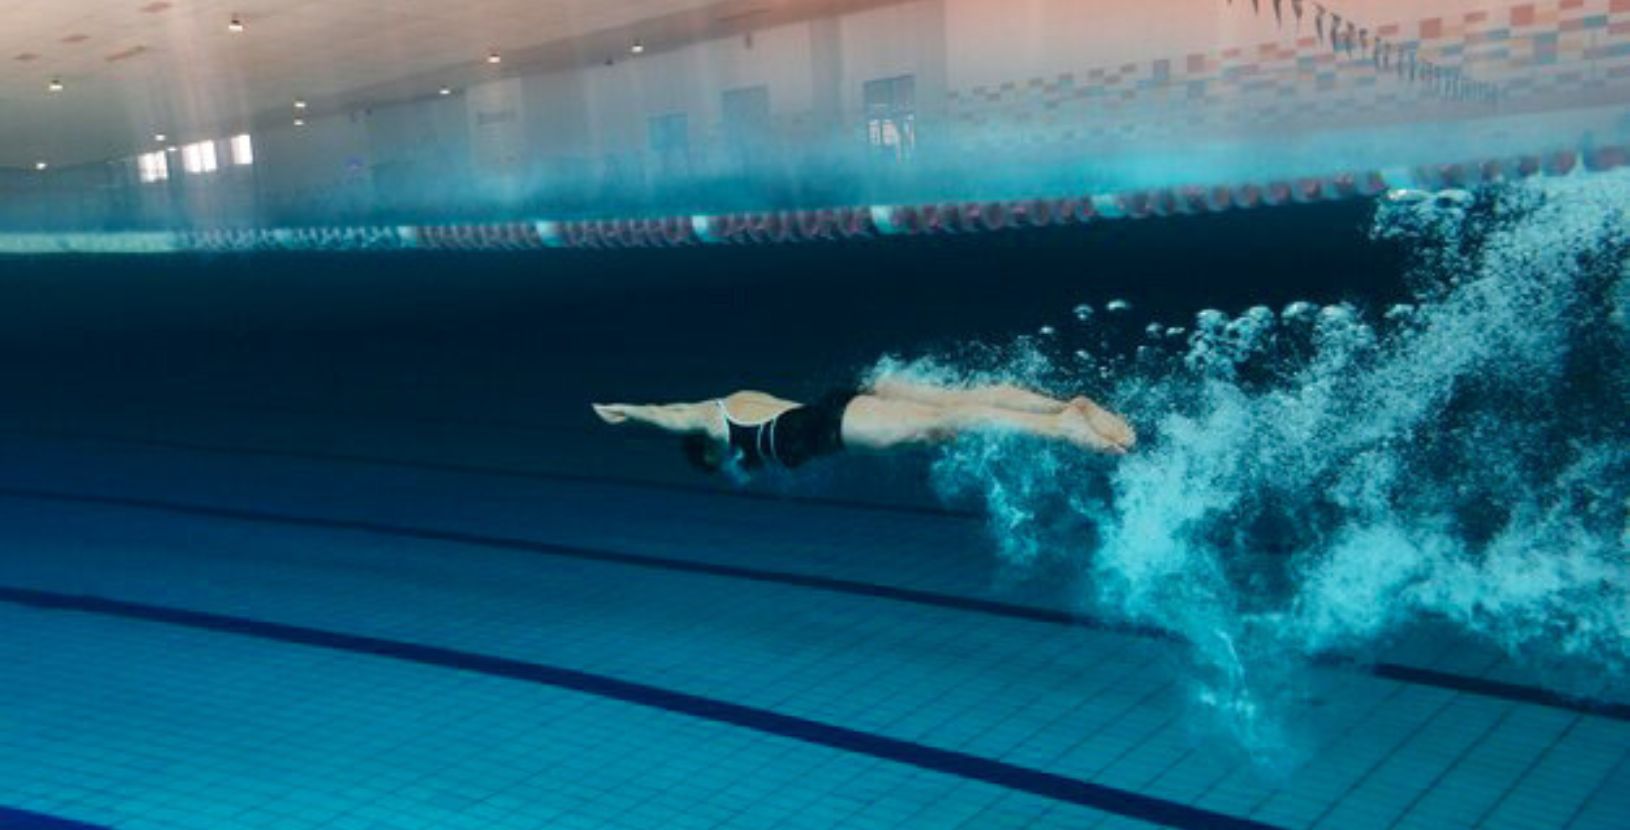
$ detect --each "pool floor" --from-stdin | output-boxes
[0,403,1626,830]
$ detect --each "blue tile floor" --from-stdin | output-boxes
[0,416,1626,830]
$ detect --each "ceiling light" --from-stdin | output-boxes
[154,133,166,142]
[293,118,305,127]
[227,15,244,33]
[438,87,452,96]
[631,40,645,55]
[48,78,63,92]
[34,161,48,171]
[487,51,502,64]
[166,145,178,153]
[293,99,307,110]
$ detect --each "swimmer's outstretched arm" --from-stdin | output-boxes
[592,402,714,435]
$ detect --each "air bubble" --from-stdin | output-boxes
[1384,188,1431,203]
[1282,301,1317,320]
[1319,304,1353,322]
[1433,188,1474,208]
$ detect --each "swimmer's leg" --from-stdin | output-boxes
[840,396,1126,455]
[869,376,1072,414]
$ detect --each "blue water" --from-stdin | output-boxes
[0,182,1626,829]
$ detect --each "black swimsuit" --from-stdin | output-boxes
[719,389,858,470]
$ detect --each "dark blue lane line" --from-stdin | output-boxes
[0,484,1160,639]
[0,584,1283,830]
[0,806,112,829]
[1365,663,1630,721]
[2,485,1627,723]
[0,427,976,521]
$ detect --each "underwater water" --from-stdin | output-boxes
[913,171,1630,761]
[3,175,1629,829]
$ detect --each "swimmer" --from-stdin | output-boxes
[592,377,1135,472]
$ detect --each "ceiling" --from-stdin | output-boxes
[0,0,805,169]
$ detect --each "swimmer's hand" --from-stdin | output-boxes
[592,403,630,425]
[1069,397,1137,454]
[592,402,714,434]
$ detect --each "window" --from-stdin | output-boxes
[180,140,218,174]
[137,151,169,183]
[721,86,772,169]
[229,134,254,166]
[864,75,916,161]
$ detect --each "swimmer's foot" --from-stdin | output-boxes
[1069,396,1136,451]
[1056,406,1127,455]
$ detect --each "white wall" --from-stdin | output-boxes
[366,93,473,215]
[839,0,943,115]
[572,19,819,158]
[467,76,529,177]
[254,111,375,221]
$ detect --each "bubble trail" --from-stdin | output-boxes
[885,170,1630,762]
